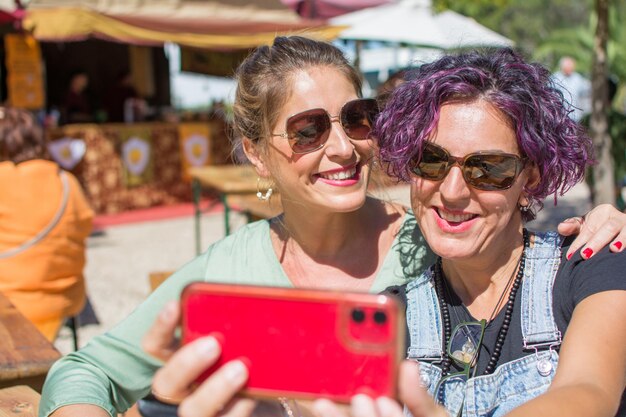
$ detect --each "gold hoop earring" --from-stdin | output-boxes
[256,177,273,201]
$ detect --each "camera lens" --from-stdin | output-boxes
[373,311,387,324]
[351,308,366,323]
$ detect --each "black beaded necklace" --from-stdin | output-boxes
[434,229,530,377]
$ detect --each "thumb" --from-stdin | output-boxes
[142,300,180,361]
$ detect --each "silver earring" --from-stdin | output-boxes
[256,177,273,201]
[519,204,530,213]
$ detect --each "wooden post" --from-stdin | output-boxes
[590,0,615,205]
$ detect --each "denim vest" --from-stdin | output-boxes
[405,231,564,417]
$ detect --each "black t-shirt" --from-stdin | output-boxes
[385,237,626,416]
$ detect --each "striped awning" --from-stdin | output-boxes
[22,3,345,49]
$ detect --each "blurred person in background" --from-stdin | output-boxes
[553,56,591,122]
[62,70,94,124]
[104,70,147,123]
[0,107,93,341]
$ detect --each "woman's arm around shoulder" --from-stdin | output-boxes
[506,288,626,417]
[505,250,626,417]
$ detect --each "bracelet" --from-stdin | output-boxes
[278,397,300,417]
[150,387,182,405]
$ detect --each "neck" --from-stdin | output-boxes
[277,197,388,257]
[271,197,404,288]
[441,228,526,319]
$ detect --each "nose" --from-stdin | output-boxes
[324,116,354,158]
[439,165,471,202]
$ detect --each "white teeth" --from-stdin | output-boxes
[319,167,356,180]
[437,208,475,223]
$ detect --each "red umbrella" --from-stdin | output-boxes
[281,0,391,19]
[0,6,25,24]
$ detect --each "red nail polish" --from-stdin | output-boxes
[614,241,623,250]
[582,248,593,258]
[566,252,572,260]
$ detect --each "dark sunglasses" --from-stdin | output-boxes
[410,142,527,191]
[434,320,487,416]
[271,98,379,154]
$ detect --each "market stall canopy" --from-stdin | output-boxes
[280,0,392,19]
[330,0,513,49]
[0,0,24,23]
[22,0,344,49]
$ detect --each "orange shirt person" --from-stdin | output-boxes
[0,107,93,341]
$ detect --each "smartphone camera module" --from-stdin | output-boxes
[373,310,387,324]
[351,308,366,323]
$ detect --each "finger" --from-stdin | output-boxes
[398,361,446,417]
[557,216,583,237]
[151,336,221,404]
[301,399,349,417]
[219,398,257,417]
[610,234,624,253]
[374,397,404,417]
[351,394,379,417]
[564,203,626,259]
[578,217,623,259]
[568,215,625,260]
[313,399,348,417]
[142,300,180,361]
[178,360,249,417]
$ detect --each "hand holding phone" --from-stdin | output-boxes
[181,282,405,403]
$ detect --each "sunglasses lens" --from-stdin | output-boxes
[464,155,520,190]
[411,143,450,180]
[449,323,484,367]
[285,109,331,153]
[341,99,379,140]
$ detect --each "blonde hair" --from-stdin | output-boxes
[232,36,362,153]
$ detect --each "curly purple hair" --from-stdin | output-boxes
[375,48,593,220]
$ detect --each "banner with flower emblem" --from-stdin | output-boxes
[47,137,86,170]
[178,123,212,181]
[120,128,153,187]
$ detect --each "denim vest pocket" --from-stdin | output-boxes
[464,351,559,417]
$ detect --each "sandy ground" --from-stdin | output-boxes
[54,182,593,354]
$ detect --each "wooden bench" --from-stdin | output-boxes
[0,293,61,392]
[0,385,40,417]
[148,271,175,292]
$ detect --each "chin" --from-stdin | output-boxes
[422,227,481,260]
[325,193,368,213]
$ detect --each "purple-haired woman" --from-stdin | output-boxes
[314,49,626,417]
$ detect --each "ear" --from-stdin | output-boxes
[518,163,541,207]
[242,137,270,178]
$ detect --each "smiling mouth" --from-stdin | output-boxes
[436,208,478,223]
[318,166,358,181]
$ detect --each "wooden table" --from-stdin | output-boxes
[0,293,61,391]
[226,194,283,222]
[189,165,262,254]
[0,385,40,417]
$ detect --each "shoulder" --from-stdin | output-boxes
[555,243,626,307]
[192,219,286,285]
[204,219,270,254]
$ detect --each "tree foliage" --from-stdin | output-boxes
[433,0,592,57]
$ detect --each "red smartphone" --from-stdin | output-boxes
[180,282,405,403]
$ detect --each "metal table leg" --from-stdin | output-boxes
[192,178,202,255]
[222,194,231,236]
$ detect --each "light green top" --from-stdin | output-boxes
[39,213,434,417]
